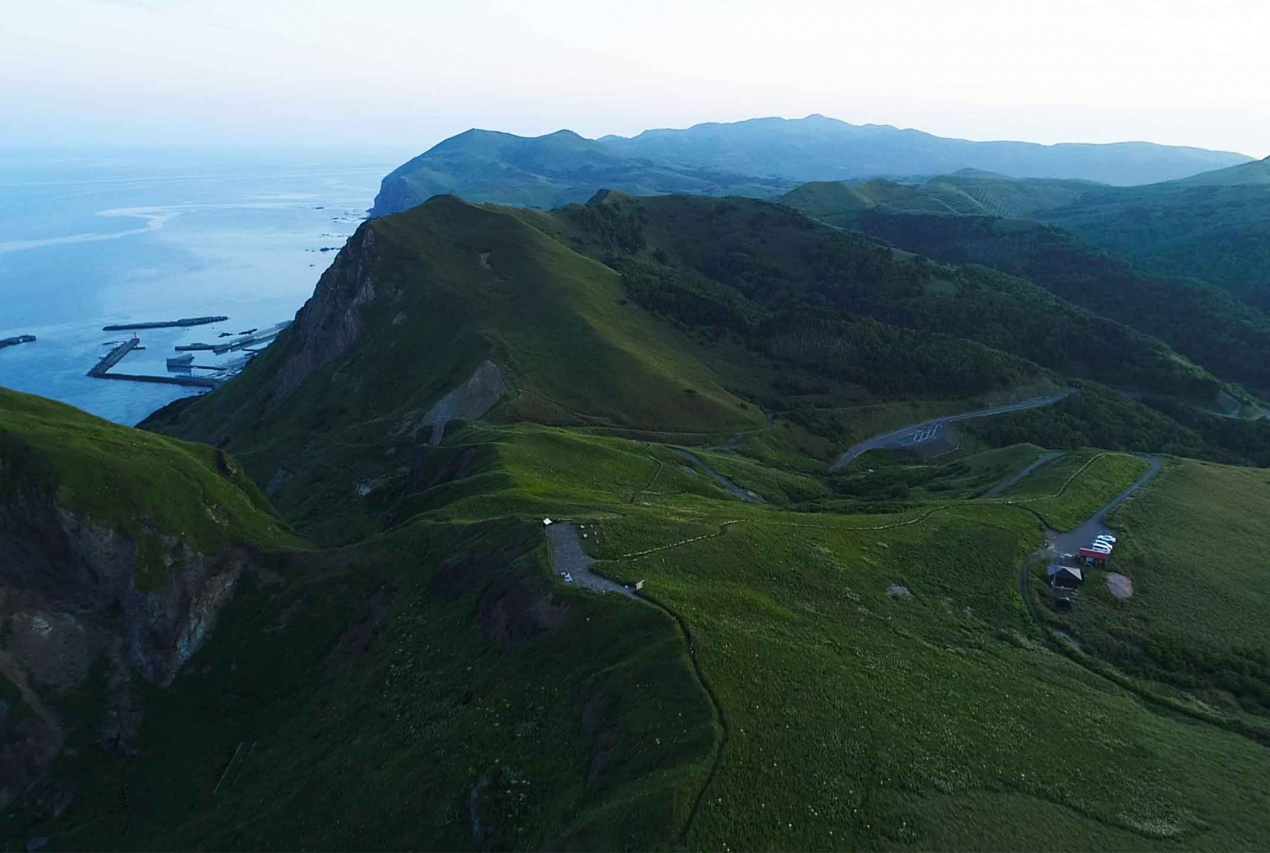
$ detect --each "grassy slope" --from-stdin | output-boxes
[996,450,1150,530]
[1,400,721,848]
[28,385,1270,848]
[5,519,717,850]
[399,423,1270,849]
[1052,460,1270,728]
[150,197,762,543]
[0,387,298,571]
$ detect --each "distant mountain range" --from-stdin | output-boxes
[370,115,1252,215]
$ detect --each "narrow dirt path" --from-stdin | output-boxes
[982,451,1064,498]
[672,449,767,504]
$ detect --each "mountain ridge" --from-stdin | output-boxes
[371,115,1250,215]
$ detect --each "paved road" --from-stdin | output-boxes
[982,451,1064,498]
[829,389,1075,472]
[545,522,641,599]
[672,449,768,504]
[1042,456,1164,568]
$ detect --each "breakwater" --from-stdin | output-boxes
[0,334,36,350]
[102,315,228,331]
[88,338,219,388]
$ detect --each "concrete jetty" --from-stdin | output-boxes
[88,338,219,388]
[103,315,228,332]
[89,338,141,376]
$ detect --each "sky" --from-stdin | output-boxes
[4,0,1268,159]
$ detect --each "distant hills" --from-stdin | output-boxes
[1039,157,1270,309]
[370,115,1251,215]
[783,159,1270,353]
[371,128,790,214]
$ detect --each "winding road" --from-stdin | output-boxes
[829,389,1075,471]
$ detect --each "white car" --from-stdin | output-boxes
[1095,534,1118,544]
[1089,542,1113,554]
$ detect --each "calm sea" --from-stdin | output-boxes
[0,148,397,425]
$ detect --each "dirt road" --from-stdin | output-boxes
[672,449,767,504]
[982,451,1063,498]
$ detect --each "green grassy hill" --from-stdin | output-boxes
[11,181,1270,848]
[1058,459,1270,733]
[783,173,1101,221]
[149,195,765,541]
[150,191,1268,545]
[0,386,297,566]
[22,386,1270,847]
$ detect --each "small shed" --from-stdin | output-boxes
[1077,547,1109,566]
[1047,565,1084,590]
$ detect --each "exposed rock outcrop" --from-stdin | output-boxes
[0,480,251,809]
[275,224,382,399]
[391,360,508,445]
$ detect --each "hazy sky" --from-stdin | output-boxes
[5,0,1268,158]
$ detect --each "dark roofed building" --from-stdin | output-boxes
[1047,565,1084,590]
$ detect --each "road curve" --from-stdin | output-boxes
[829,389,1075,472]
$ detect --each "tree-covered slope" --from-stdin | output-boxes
[1041,158,1270,309]
[787,159,1270,315]
[783,176,1270,396]
[536,192,1220,403]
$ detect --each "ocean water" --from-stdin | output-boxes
[0,149,396,425]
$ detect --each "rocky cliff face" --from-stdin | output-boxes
[0,478,251,809]
[275,224,382,399]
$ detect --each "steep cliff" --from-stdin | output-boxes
[0,389,297,809]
